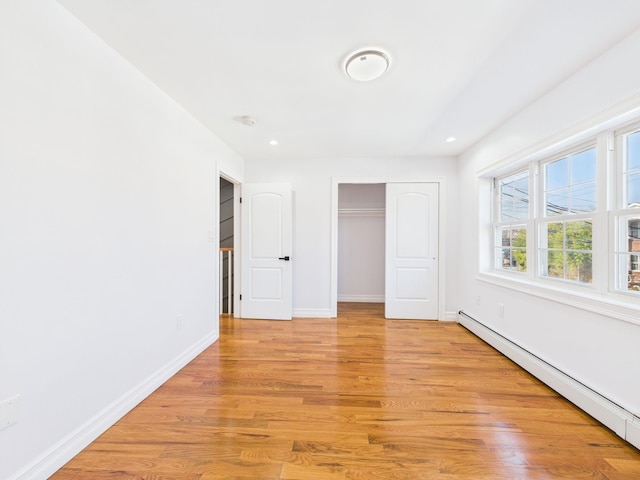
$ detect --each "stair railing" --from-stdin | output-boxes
[219,247,234,314]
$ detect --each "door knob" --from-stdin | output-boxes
[278,256,290,261]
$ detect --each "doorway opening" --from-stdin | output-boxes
[219,177,234,315]
[337,183,385,304]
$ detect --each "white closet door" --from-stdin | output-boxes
[385,183,439,319]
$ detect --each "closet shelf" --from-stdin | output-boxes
[338,207,385,217]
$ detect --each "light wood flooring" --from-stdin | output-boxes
[52,303,640,479]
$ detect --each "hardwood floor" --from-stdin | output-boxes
[52,303,640,479]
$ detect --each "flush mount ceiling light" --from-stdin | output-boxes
[344,49,390,82]
[446,136,457,143]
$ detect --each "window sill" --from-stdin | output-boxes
[476,271,640,327]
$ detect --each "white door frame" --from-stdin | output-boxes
[330,176,447,319]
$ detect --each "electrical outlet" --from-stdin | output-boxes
[176,314,184,331]
[0,394,20,431]
[475,295,481,306]
[498,303,504,318]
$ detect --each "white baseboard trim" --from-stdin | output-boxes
[458,311,640,450]
[11,333,218,480]
[442,311,458,322]
[292,308,333,318]
[337,294,385,303]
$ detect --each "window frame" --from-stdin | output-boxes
[479,123,640,326]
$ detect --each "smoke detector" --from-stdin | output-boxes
[234,115,257,127]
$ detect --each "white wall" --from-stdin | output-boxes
[458,28,640,418]
[338,184,385,302]
[0,2,243,478]
[244,156,459,317]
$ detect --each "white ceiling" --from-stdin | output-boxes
[57,0,640,161]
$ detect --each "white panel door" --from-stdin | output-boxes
[385,183,439,319]
[240,183,292,320]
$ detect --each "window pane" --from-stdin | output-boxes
[570,183,596,213]
[546,189,568,216]
[511,248,526,271]
[629,254,640,291]
[498,248,510,268]
[570,148,596,184]
[503,249,515,269]
[629,218,640,252]
[544,148,596,217]
[512,227,527,247]
[566,220,592,250]
[513,177,529,197]
[501,228,510,247]
[501,181,515,199]
[546,222,564,249]
[501,201,514,221]
[566,252,592,283]
[500,181,514,221]
[497,226,527,272]
[513,197,529,219]
[500,172,529,221]
[615,218,640,293]
[627,172,640,207]
[616,253,639,292]
[546,157,568,190]
[541,219,592,283]
[628,131,640,171]
[545,250,564,278]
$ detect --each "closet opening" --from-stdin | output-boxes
[337,183,386,305]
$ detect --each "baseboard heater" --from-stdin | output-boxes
[457,310,640,450]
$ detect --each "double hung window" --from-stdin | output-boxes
[489,122,640,306]
[539,147,596,284]
[615,128,640,293]
[495,171,529,272]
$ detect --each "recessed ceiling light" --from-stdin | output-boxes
[269,139,278,146]
[446,136,457,143]
[344,49,390,82]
